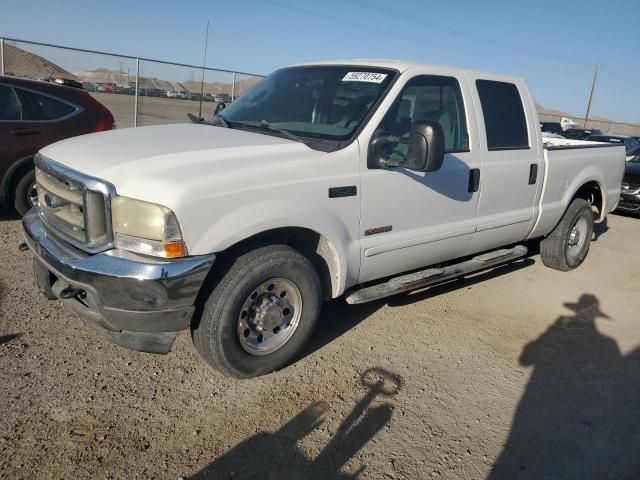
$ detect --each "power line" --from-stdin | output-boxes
[347,0,594,68]
[259,0,592,77]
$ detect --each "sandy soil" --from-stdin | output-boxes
[89,93,223,129]
[1,211,639,479]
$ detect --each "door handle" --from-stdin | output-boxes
[468,168,480,193]
[11,128,41,136]
[529,164,538,185]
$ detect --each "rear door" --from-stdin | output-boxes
[0,84,42,182]
[466,77,543,254]
[15,87,80,147]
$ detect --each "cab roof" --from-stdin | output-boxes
[293,59,522,82]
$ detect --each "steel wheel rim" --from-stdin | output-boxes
[567,216,588,259]
[27,181,38,207]
[237,278,303,355]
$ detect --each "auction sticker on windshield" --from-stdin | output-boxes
[342,72,388,83]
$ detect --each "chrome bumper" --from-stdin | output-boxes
[22,209,215,353]
[617,191,640,212]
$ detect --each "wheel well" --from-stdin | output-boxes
[217,227,340,300]
[5,157,35,200]
[572,181,603,219]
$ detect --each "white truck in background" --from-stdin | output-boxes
[23,60,625,378]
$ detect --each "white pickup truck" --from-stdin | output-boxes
[22,60,625,378]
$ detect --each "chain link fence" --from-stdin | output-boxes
[0,37,264,129]
[1,36,638,136]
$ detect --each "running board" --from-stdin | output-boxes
[345,245,528,305]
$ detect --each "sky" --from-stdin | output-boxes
[2,0,639,123]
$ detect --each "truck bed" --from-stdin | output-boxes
[528,141,625,239]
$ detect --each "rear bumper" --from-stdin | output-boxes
[22,209,215,353]
[617,191,640,213]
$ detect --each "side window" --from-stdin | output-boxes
[476,80,529,150]
[0,85,22,120]
[16,89,75,121]
[378,75,469,160]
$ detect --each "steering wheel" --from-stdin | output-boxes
[344,111,365,130]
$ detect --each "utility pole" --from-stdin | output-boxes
[584,64,599,128]
[198,20,210,120]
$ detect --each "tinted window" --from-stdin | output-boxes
[377,75,469,160]
[476,80,529,150]
[0,85,22,120]
[17,89,75,120]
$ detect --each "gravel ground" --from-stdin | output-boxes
[1,210,639,479]
[89,93,223,129]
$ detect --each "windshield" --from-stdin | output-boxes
[220,66,397,145]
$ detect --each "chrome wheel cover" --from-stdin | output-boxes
[237,278,303,355]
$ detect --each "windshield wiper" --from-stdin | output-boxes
[235,120,305,143]
[214,114,232,128]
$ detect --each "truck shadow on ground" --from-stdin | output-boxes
[0,210,20,222]
[189,367,402,480]
[592,216,609,241]
[488,293,640,479]
[306,258,535,358]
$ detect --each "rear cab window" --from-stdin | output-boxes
[476,80,529,150]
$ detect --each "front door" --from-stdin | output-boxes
[358,74,481,283]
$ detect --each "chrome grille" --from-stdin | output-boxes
[35,154,116,253]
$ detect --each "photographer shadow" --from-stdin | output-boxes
[189,368,402,480]
[488,294,640,479]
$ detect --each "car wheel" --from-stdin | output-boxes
[540,198,594,271]
[14,169,37,216]
[192,244,322,378]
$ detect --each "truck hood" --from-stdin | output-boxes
[40,123,325,207]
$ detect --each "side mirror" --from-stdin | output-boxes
[214,103,226,116]
[371,121,445,172]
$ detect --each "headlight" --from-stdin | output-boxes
[112,196,187,258]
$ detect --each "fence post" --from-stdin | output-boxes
[0,38,5,76]
[134,58,139,128]
[231,72,236,101]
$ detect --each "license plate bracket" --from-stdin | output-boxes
[33,259,57,300]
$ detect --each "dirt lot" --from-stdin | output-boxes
[89,93,223,129]
[1,211,639,479]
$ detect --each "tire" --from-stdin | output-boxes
[13,169,37,216]
[540,198,594,271]
[192,244,322,378]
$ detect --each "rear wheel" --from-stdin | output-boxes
[540,198,594,271]
[13,169,37,216]
[192,244,322,378]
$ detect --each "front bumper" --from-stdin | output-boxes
[22,209,215,353]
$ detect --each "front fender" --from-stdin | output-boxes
[187,199,358,297]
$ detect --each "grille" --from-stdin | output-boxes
[35,155,115,252]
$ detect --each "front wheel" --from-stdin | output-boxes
[540,198,594,271]
[192,244,322,378]
[14,169,37,216]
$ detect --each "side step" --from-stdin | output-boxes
[345,245,528,305]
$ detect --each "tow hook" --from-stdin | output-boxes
[18,242,29,252]
[58,286,86,300]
